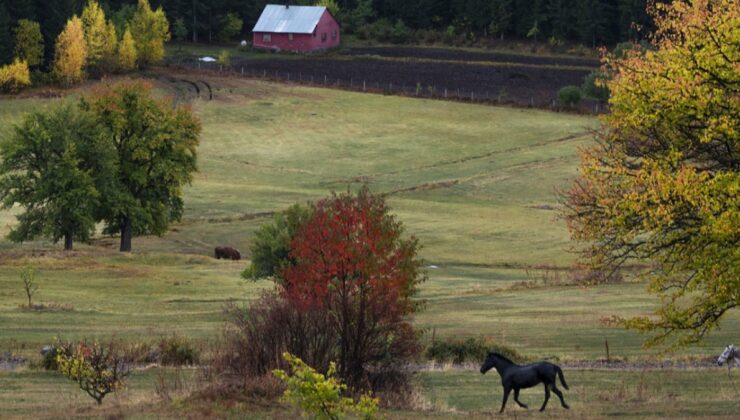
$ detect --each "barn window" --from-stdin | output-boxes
[263,34,271,42]
[321,32,327,41]
[288,33,293,41]
[332,30,337,39]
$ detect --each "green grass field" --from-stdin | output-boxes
[0,74,738,418]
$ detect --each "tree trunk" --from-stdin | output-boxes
[192,0,198,43]
[120,216,132,252]
[64,233,73,251]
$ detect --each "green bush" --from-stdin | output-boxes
[390,20,410,44]
[582,70,610,101]
[159,334,199,366]
[558,85,582,106]
[425,337,525,364]
[273,353,379,420]
[41,339,73,370]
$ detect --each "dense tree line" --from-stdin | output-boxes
[0,0,656,66]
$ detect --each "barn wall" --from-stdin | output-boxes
[252,10,340,52]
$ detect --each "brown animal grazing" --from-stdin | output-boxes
[214,246,241,260]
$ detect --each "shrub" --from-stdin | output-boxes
[273,353,379,420]
[217,49,231,68]
[558,85,582,106]
[41,339,73,370]
[217,188,423,400]
[425,337,525,364]
[56,340,130,405]
[582,70,610,101]
[159,334,199,366]
[242,204,311,281]
[390,20,410,44]
[216,292,335,379]
[0,59,31,93]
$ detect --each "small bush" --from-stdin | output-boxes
[159,334,199,366]
[273,353,379,420]
[41,339,73,370]
[0,59,32,93]
[56,340,130,405]
[558,85,582,107]
[425,337,525,364]
[217,49,231,68]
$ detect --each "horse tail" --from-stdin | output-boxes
[556,366,569,390]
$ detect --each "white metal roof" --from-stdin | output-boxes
[252,5,327,34]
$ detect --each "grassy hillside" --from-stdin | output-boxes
[0,74,737,417]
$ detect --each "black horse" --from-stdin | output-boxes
[480,352,570,413]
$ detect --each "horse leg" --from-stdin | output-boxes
[551,385,570,409]
[500,386,512,413]
[539,384,551,412]
[514,388,528,409]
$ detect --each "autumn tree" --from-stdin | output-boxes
[81,0,117,74]
[562,0,739,349]
[0,105,108,250]
[117,28,137,72]
[0,59,32,93]
[54,16,87,87]
[83,81,200,252]
[129,0,170,67]
[283,187,425,387]
[14,19,44,68]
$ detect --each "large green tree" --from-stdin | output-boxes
[563,0,739,349]
[83,81,200,252]
[0,106,105,250]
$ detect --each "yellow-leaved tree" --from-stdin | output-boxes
[118,28,137,72]
[129,0,170,67]
[562,0,739,349]
[81,0,117,73]
[0,59,31,93]
[54,16,87,87]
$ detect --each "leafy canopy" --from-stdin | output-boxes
[0,105,105,250]
[82,80,200,252]
[283,187,425,386]
[562,0,739,349]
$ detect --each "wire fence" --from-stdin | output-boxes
[166,59,607,115]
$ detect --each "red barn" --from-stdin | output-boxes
[252,5,340,53]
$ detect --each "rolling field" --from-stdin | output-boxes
[0,74,738,418]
